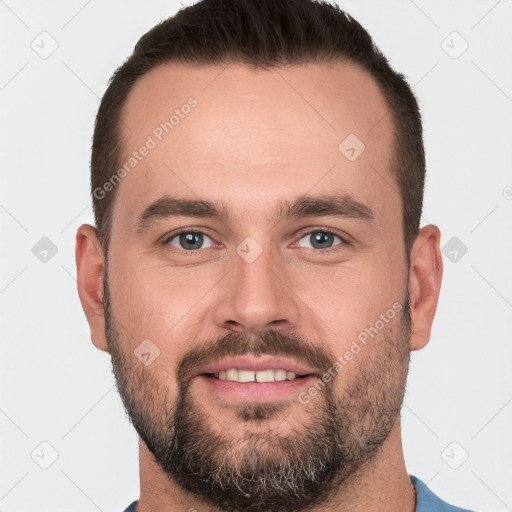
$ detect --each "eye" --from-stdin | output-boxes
[165,230,215,251]
[297,230,345,250]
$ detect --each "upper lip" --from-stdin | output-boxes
[196,355,319,377]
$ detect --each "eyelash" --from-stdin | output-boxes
[160,227,351,254]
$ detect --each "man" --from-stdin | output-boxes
[75,0,475,511]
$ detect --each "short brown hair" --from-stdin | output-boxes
[91,0,425,258]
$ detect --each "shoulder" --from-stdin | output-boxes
[122,480,477,512]
[411,475,477,512]
[122,500,138,512]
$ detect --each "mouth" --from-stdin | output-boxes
[197,372,317,402]
[196,355,318,380]
[202,369,312,382]
[195,357,319,401]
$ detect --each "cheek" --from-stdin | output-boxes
[109,258,219,346]
[288,251,405,331]
[108,229,406,358]
[328,314,407,394]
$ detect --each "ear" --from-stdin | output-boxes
[75,224,108,352]
[408,224,443,351]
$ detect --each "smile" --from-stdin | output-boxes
[205,368,309,382]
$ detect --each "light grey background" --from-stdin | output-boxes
[1,1,511,511]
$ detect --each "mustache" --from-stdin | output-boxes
[176,330,336,384]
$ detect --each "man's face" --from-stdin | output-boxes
[104,61,411,511]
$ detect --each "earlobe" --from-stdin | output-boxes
[75,224,108,352]
[408,225,443,351]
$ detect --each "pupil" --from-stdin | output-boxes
[311,231,333,249]
[180,232,203,250]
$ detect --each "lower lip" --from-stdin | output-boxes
[196,374,318,401]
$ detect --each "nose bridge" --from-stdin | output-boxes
[212,238,300,333]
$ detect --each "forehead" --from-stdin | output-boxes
[114,60,397,228]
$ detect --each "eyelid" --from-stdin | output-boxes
[295,226,352,245]
[160,227,219,247]
[160,226,352,253]
[292,230,351,255]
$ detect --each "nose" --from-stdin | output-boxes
[212,244,302,334]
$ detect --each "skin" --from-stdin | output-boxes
[76,60,443,512]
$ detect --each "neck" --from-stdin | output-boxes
[135,421,415,512]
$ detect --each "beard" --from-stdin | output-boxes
[103,269,411,512]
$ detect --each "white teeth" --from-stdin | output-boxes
[274,369,287,381]
[238,369,255,382]
[226,368,238,381]
[214,369,303,382]
[255,369,274,383]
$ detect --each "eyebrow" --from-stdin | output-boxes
[136,192,374,233]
